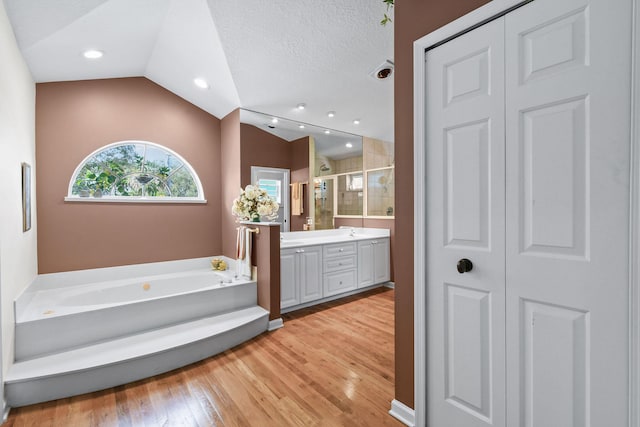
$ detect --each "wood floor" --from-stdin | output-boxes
[5,287,401,427]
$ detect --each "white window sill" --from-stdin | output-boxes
[64,196,207,204]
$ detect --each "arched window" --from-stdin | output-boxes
[66,141,205,203]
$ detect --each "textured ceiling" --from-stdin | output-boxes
[3,0,394,143]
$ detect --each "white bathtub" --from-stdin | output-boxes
[14,257,255,361]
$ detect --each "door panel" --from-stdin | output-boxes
[505,0,631,425]
[444,48,490,107]
[518,7,588,85]
[426,17,506,427]
[444,284,492,422]
[519,96,588,259]
[520,299,589,427]
[445,120,491,249]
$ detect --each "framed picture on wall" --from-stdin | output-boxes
[22,162,31,232]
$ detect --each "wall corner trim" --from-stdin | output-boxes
[389,399,415,426]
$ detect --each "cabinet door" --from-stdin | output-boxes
[373,238,390,283]
[358,240,374,288]
[299,246,323,303]
[280,249,299,309]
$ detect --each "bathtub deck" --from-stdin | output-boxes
[6,306,268,407]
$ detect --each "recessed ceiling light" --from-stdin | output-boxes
[271,117,278,124]
[353,119,360,125]
[324,130,331,134]
[298,124,305,129]
[83,49,103,59]
[297,103,306,110]
[346,142,353,148]
[370,59,395,80]
[327,111,335,118]
[193,78,209,89]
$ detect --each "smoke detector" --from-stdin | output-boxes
[369,60,394,80]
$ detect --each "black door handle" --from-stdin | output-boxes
[457,258,473,274]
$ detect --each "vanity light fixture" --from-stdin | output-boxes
[193,78,209,89]
[297,103,306,110]
[324,130,331,134]
[353,119,360,125]
[346,142,353,148]
[83,49,103,59]
[327,111,335,118]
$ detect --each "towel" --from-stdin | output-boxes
[236,226,245,260]
[236,226,252,278]
[292,182,303,216]
[242,227,252,278]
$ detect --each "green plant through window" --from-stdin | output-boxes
[69,141,203,199]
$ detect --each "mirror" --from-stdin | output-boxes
[239,109,394,231]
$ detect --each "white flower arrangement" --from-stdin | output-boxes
[232,184,279,221]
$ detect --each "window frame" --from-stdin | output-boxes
[64,140,206,204]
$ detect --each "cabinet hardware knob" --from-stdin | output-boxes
[339,248,344,252]
[457,258,473,274]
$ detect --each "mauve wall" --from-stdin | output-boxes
[221,119,296,258]
[221,109,242,258]
[290,136,310,232]
[240,123,291,187]
[394,0,491,408]
[36,77,222,273]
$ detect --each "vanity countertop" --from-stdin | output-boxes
[280,227,390,249]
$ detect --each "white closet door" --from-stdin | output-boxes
[426,18,506,427]
[504,0,632,426]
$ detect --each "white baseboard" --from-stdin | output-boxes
[268,318,283,331]
[2,399,10,423]
[389,399,415,426]
[384,281,395,289]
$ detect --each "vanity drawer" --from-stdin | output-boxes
[323,269,357,297]
[324,255,357,273]
[323,242,357,258]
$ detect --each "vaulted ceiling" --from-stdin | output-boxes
[3,0,394,143]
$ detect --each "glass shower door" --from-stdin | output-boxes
[313,178,334,230]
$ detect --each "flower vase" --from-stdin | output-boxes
[251,213,260,222]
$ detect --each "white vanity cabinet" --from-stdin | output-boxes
[280,228,390,312]
[357,238,390,288]
[323,242,358,297]
[280,245,323,309]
